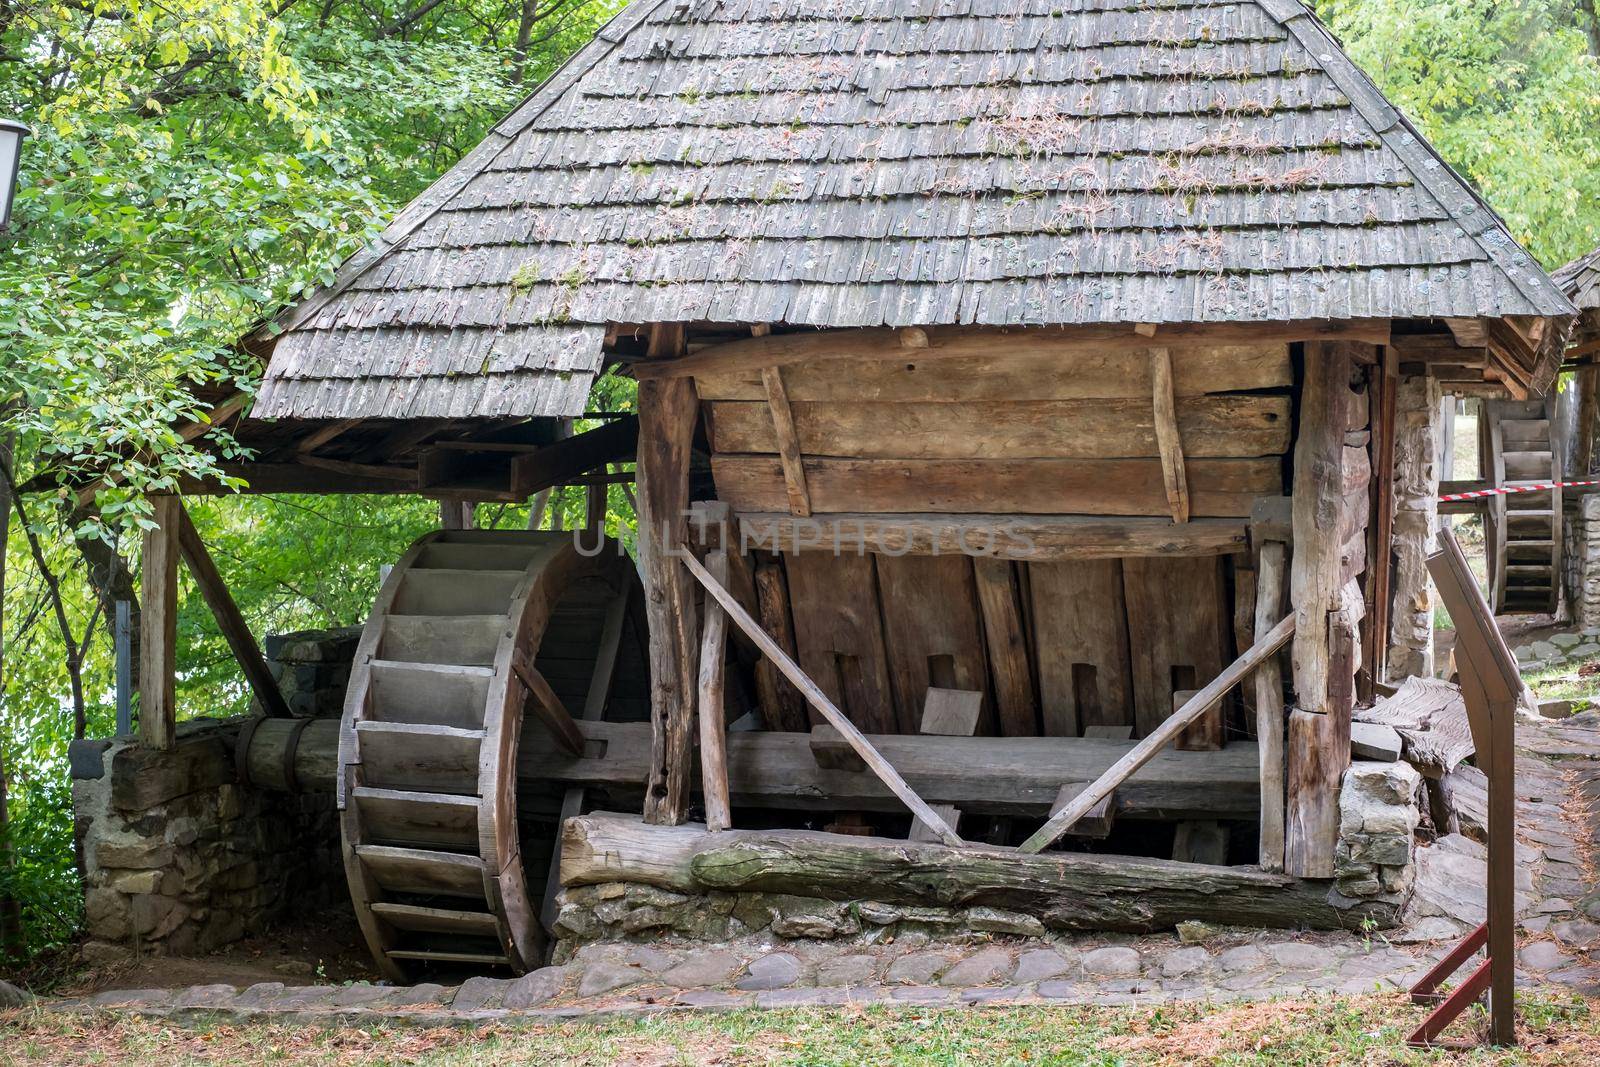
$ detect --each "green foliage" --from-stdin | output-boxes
[1315,0,1600,268]
[0,0,619,960]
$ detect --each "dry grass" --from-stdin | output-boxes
[3,992,1598,1066]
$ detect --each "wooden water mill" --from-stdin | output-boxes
[1479,398,1563,614]
[336,529,646,979]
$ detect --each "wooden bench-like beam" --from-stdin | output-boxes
[680,549,963,848]
[1018,612,1296,853]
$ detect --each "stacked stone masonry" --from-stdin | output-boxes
[71,626,358,964]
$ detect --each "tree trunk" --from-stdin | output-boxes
[0,429,22,960]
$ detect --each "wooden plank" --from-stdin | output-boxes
[511,650,586,757]
[920,688,984,737]
[1030,560,1132,736]
[1017,612,1296,853]
[809,723,867,771]
[875,553,990,733]
[1172,821,1230,864]
[705,396,1291,459]
[759,366,811,516]
[1122,556,1228,743]
[1050,783,1115,838]
[680,550,963,847]
[971,558,1039,737]
[697,549,733,831]
[654,322,1380,385]
[713,457,1280,517]
[507,415,639,498]
[637,339,701,826]
[139,495,181,751]
[751,560,809,731]
[1150,348,1191,522]
[783,551,896,734]
[739,514,1248,560]
[1253,539,1288,872]
[909,803,961,844]
[175,502,291,719]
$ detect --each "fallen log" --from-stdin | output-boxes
[559,814,1397,932]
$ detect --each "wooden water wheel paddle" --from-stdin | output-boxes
[337,528,642,979]
[1480,399,1561,615]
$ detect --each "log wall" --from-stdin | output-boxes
[696,339,1295,742]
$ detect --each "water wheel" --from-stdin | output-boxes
[337,529,645,979]
[1481,399,1561,614]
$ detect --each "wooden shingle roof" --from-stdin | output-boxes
[1555,246,1600,312]
[253,0,1575,420]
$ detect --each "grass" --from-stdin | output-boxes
[3,993,1599,1066]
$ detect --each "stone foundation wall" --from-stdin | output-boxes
[1573,495,1600,629]
[71,626,358,964]
[1333,760,1422,903]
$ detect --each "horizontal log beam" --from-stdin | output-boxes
[509,415,639,498]
[559,814,1399,932]
[736,513,1249,560]
[635,321,1392,381]
[240,718,1262,820]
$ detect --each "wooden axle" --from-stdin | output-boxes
[239,717,1263,823]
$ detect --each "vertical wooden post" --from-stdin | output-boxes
[1286,341,1362,878]
[438,499,475,530]
[698,548,732,831]
[638,324,701,825]
[1365,346,1398,695]
[1577,364,1599,477]
[1253,539,1287,872]
[139,495,181,751]
[1150,347,1190,524]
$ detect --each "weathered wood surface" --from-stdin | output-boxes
[751,560,809,732]
[680,549,963,847]
[920,688,984,738]
[738,514,1248,560]
[245,717,1265,820]
[705,395,1290,459]
[1355,675,1476,774]
[697,549,733,831]
[560,815,1398,932]
[1123,556,1227,743]
[1019,612,1296,853]
[1031,559,1132,736]
[505,415,638,498]
[713,456,1280,516]
[140,496,181,751]
[637,351,700,825]
[758,366,812,516]
[875,554,990,734]
[657,324,1355,385]
[1149,347,1192,522]
[783,551,896,733]
[971,558,1039,737]
[1252,539,1288,872]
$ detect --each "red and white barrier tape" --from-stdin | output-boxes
[1439,479,1600,502]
